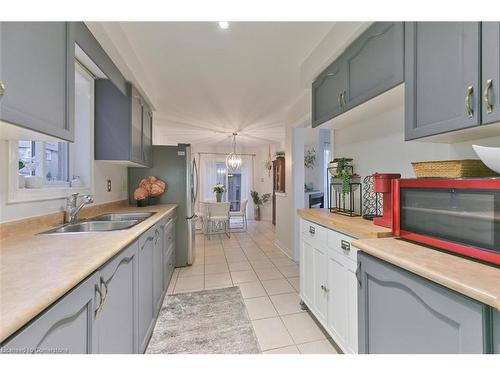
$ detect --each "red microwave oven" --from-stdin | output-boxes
[392,178,500,265]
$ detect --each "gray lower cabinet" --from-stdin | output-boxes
[138,226,155,353]
[161,215,176,289]
[95,242,139,354]
[95,81,153,167]
[482,22,500,125]
[405,22,481,140]
[357,252,491,354]
[1,273,99,354]
[344,22,404,110]
[1,215,176,354]
[153,225,164,313]
[311,56,347,127]
[0,22,74,141]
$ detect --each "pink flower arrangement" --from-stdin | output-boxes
[134,176,167,201]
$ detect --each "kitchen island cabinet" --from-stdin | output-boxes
[357,252,492,354]
[299,218,359,353]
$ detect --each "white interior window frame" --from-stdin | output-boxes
[7,62,95,204]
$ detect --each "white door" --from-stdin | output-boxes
[327,252,349,349]
[313,245,328,323]
[300,239,314,308]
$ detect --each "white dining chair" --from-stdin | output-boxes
[229,199,248,230]
[206,202,231,239]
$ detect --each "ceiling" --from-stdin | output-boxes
[90,22,335,147]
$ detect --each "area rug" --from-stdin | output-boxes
[146,286,260,354]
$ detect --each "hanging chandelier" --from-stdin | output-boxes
[225,133,242,172]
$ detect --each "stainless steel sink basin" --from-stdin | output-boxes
[92,212,155,222]
[39,220,139,235]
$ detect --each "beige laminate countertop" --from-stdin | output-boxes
[0,204,177,343]
[352,238,500,311]
[297,208,393,239]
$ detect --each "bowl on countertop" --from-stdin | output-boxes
[472,145,500,174]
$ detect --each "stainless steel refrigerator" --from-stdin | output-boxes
[128,144,198,266]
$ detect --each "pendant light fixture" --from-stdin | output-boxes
[226,133,242,172]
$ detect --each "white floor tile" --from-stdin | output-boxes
[263,345,300,354]
[204,273,232,288]
[230,270,258,283]
[228,261,253,271]
[281,312,325,344]
[204,263,229,275]
[174,275,204,292]
[236,281,267,299]
[255,267,284,281]
[297,339,338,354]
[251,317,294,351]
[270,292,302,316]
[261,278,295,295]
[244,296,278,320]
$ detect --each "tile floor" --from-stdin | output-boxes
[166,220,338,354]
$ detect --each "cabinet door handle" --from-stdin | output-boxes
[99,277,108,312]
[0,81,5,97]
[342,90,347,108]
[355,261,362,288]
[465,85,474,118]
[338,93,342,108]
[341,240,350,252]
[94,283,103,317]
[484,79,493,114]
[309,226,315,235]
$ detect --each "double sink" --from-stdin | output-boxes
[40,212,155,235]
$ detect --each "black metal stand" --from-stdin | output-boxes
[329,181,362,217]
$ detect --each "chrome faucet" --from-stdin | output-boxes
[66,193,94,224]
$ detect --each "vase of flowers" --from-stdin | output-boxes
[213,183,225,202]
[134,176,167,206]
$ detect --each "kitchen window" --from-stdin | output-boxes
[18,141,70,185]
[8,62,95,203]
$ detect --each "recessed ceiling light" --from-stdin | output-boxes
[218,21,229,30]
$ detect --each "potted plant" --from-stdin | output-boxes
[329,158,360,196]
[213,183,226,202]
[250,190,271,221]
[18,160,26,188]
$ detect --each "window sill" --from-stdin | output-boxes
[7,186,92,204]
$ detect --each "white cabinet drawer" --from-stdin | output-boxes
[327,229,358,264]
[301,219,327,245]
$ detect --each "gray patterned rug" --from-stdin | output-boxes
[146,286,260,354]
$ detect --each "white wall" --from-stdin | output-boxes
[0,140,128,223]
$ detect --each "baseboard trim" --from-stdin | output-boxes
[273,239,295,261]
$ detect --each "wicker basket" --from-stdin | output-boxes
[412,159,499,178]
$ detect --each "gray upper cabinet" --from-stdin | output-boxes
[1,273,98,354]
[344,22,404,110]
[142,104,153,168]
[405,22,481,140]
[95,81,153,167]
[312,56,347,127]
[358,252,491,354]
[130,86,144,164]
[95,242,139,354]
[138,227,155,353]
[312,22,403,128]
[482,22,500,125]
[0,22,74,141]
